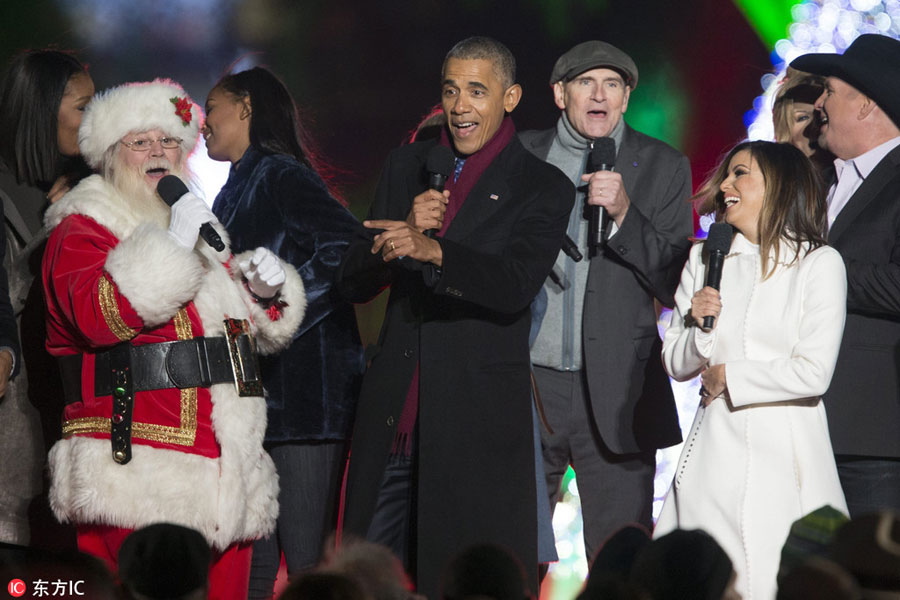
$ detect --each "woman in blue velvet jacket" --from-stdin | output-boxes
[203,66,364,599]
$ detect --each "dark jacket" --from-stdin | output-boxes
[336,133,573,599]
[212,146,364,443]
[825,143,900,457]
[519,124,691,454]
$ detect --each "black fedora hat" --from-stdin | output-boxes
[791,33,900,128]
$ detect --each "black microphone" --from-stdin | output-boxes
[702,222,734,329]
[157,175,225,252]
[424,145,455,239]
[562,234,583,262]
[588,138,616,252]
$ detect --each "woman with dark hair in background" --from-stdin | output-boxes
[203,66,364,598]
[0,49,94,547]
[656,141,848,599]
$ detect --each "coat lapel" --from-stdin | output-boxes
[829,145,900,242]
[615,125,642,197]
[443,142,517,241]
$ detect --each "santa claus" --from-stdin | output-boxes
[41,79,305,598]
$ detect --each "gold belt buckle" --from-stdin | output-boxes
[223,318,264,397]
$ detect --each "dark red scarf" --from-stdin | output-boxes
[393,116,517,455]
[437,115,516,234]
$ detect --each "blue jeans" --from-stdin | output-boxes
[836,455,900,518]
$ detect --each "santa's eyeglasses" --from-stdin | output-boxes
[119,136,183,151]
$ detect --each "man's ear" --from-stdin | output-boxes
[504,83,523,113]
[621,85,631,115]
[552,81,567,111]
[858,95,877,121]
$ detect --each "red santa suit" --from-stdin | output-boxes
[41,173,305,591]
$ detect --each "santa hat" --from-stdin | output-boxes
[78,78,203,169]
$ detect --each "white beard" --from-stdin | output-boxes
[108,157,191,229]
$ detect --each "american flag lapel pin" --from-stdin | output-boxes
[489,193,499,201]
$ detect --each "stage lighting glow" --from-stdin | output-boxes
[556,540,575,560]
[187,136,230,206]
[745,0,900,166]
[55,0,236,48]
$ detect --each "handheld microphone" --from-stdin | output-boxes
[424,145,455,239]
[562,235,583,262]
[157,175,225,252]
[588,138,616,251]
[702,222,734,329]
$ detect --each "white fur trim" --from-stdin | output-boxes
[105,224,205,328]
[232,249,306,355]
[46,175,144,236]
[79,79,202,169]
[48,388,278,550]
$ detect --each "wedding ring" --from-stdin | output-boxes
[389,240,396,251]
[699,386,709,397]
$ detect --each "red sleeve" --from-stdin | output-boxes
[43,214,144,354]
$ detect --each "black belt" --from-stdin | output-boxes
[58,321,263,465]
[59,336,258,399]
[94,337,238,396]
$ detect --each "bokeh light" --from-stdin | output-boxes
[747,0,900,145]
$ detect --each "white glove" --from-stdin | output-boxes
[168,192,217,249]
[240,247,286,299]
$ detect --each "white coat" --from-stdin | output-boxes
[656,233,849,600]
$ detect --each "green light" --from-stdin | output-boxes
[627,59,689,151]
[733,0,800,48]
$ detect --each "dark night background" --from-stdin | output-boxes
[1,0,773,341]
[0,0,773,207]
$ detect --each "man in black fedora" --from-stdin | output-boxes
[792,33,900,518]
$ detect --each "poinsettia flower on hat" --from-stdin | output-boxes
[171,96,192,126]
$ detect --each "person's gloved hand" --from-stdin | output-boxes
[168,193,217,249]
[240,247,286,299]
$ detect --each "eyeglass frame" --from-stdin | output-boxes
[119,136,184,152]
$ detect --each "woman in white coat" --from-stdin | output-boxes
[656,141,848,600]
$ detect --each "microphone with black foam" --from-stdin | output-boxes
[424,145,455,239]
[157,175,225,252]
[702,222,734,330]
[588,137,616,251]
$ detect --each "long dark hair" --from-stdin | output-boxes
[213,67,314,166]
[0,49,88,188]
[214,66,341,199]
[692,140,827,279]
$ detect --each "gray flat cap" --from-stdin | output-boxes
[550,40,638,88]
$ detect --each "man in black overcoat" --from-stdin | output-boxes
[336,37,573,599]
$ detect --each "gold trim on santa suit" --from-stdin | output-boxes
[61,308,199,447]
[98,275,138,342]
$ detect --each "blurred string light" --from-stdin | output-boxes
[547,467,589,598]
[746,0,900,143]
[57,0,237,48]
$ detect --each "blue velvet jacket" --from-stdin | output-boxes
[212,146,364,443]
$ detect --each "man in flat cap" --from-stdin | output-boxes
[792,33,900,518]
[520,40,692,558]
